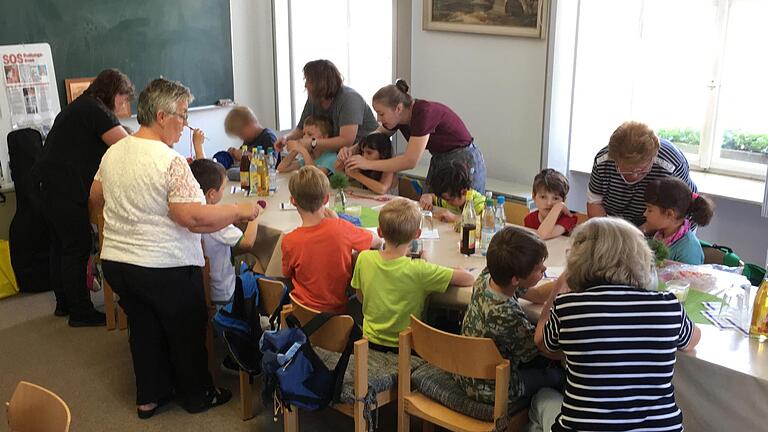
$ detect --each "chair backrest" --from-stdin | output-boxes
[504,201,531,226]
[398,176,421,201]
[408,315,505,380]
[287,293,355,353]
[574,212,588,226]
[259,278,287,316]
[6,381,71,432]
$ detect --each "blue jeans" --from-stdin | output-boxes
[425,142,487,194]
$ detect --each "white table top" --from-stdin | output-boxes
[224,172,768,384]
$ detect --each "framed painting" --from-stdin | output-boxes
[65,77,131,118]
[423,0,548,39]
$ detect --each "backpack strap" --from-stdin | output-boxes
[330,324,362,404]
[267,286,289,331]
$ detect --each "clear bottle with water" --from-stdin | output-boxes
[266,149,277,195]
[480,192,495,256]
[495,195,507,233]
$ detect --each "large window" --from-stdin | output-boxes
[273,0,393,131]
[570,0,768,179]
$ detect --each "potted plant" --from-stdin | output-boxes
[329,172,350,212]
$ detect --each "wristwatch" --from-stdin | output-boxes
[310,138,317,151]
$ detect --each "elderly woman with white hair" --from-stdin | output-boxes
[534,217,701,432]
[90,78,261,418]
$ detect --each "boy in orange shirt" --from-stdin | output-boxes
[281,166,383,313]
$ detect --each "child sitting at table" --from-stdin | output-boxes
[190,158,263,374]
[457,226,563,430]
[224,105,278,163]
[535,217,701,432]
[282,166,382,313]
[420,160,485,223]
[644,177,714,264]
[338,132,398,195]
[277,116,337,175]
[524,169,578,239]
[351,198,474,352]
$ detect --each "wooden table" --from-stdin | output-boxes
[225,172,768,431]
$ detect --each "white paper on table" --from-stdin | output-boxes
[545,266,565,278]
[419,227,440,240]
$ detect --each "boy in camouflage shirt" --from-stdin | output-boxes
[457,226,563,405]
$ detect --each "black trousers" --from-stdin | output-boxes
[39,176,94,316]
[102,261,213,408]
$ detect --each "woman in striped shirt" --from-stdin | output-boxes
[587,121,697,231]
[535,217,701,432]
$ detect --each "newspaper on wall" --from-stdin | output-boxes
[3,51,56,132]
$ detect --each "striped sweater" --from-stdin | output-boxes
[544,285,694,432]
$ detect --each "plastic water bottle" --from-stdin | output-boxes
[480,192,495,256]
[267,149,277,195]
[495,196,507,233]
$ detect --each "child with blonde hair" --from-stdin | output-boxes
[352,198,474,351]
[282,166,382,313]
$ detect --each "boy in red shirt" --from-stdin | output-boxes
[282,166,383,313]
[524,169,578,240]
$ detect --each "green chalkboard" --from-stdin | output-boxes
[0,0,234,109]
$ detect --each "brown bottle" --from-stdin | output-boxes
[239,145,250,192]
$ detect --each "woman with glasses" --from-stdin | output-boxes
[586,121,697,230]
[33,69,133,326]
[90,78,261,418]
[275,59,378,158]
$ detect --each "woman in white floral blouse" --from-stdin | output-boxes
[89,78,261,419]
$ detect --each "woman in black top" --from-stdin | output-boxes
[34,68,133,326]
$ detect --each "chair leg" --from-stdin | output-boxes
[354,401,366,432]
[117,305,128,330]
[284,405,299,432]
[102,280,116,330]
[422,420,434,432]
[240,370,254,421]
[398,403,409,432]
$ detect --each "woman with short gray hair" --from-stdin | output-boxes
[534,217,701,432]
[90,78,261,418]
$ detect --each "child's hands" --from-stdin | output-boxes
[323,207,338,219]
[553,202,571,217]
[192,128,206,148]
[286,140,302,153]
[337,145,355,162]
[275,135,287,152]
[419,193,435,211]
[344,154,369,171]
[436,209,460,223]
[345,166,361,179]
[228,147,243,162]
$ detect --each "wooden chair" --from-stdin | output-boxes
[574,212,588,226]
[398,176,422,201]
[281,294,399,432]
[398,316,528,432]
[89,205,127,331]
[239,278,288,421]
[504,201,531,226]
[6,381,71,432]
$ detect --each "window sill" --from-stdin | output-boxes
[569,165,766,205]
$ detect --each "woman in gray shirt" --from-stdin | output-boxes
[275,59,378,156]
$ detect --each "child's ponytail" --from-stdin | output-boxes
[687,193,714,227]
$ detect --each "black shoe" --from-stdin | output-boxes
[54,304,69,317]
[137,394,173,420]
[220,355,241,377]
[68,310,107,327]
[185,387,232,414]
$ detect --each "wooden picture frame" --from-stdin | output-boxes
[64,77,131,118]
[423,0,548,39]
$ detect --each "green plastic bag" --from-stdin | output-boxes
[0,240,19,299]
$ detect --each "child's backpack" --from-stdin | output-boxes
[213,269,287,375]
[260,313,361,412]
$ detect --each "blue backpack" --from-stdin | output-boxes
[260,313,361,412]
[213,270,287,375]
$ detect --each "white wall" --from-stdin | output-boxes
[567,171,768,265]
[410,1,549,185]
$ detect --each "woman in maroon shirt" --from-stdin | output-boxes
[340,80,486,196]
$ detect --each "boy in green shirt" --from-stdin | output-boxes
[419,160,485,223]
[351,198,475,351]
